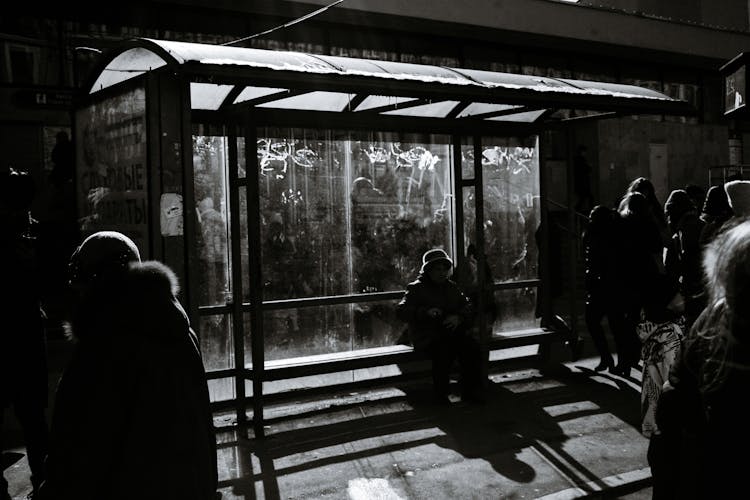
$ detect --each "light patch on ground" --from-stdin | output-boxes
[347,478,404,500]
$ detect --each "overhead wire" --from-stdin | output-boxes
[221,0,345,46]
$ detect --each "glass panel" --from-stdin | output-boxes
[251,128,454,360]
[354,95,418,111]
[462,186,476,251]
[237,136,246,179]
[481,136,540,283]
[382,100,460,117]
[256,128,453,302]
[234,86,287,105]
[457,103,522,118]
[257,128,349,300]
[257,91,355,112]
[208,378,235,403]
[263,304,349,361]
[75,85,149,254]
[190,82,234,110]
[263,300,403,361]
[197,314,234,371]
[199,313,235,402]
[193,135,231,307]
[491,288,540,333]
[460,137,474,180]
[352,299,404,350]
[349,133,453,293]
[238,187,251,303]
[243,314,252,368]
[488,110,546,122]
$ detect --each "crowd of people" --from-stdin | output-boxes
[582,174,750,499]
[5,153,750,499]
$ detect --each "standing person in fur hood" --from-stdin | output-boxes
[37,231,218,500]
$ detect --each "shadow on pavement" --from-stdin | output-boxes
[217,362,643,500]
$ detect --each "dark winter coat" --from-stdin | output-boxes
[582,218,622,308]
[38,261,217,500]
[0,223,47,410]
[396,272,473,351]
[618,214,664,313]
[656,304,750,499]
[665,210,705,298]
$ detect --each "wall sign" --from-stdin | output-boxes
[74,86,149,254]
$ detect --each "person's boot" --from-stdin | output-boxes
[594,356,615,372]
[612,361,633,377]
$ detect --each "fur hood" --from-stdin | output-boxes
[125,260,180,298]
[67,260,188,343]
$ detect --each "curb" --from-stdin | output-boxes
[536,467,652,499]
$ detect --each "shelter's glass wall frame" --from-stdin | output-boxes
[188,118,543,406]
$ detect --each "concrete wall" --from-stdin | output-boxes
[285,0,750,60]
[596,118,728,207]
[587,0,749,31]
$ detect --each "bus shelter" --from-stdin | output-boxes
[76,38,693,436]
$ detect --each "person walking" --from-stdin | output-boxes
[37,231,218,500]
[656,219,750,499]
[624,177,670,248]
[698,185,733,246]
[663,189,705,329]
[614,191,664,376]
[397,248,484,403]
[1,169,49,500]
[581,205,619,372]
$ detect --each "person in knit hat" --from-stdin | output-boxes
[38,231,218,500]
[724,179,750,218]
[397,248,484,404]
[699,185,733,245]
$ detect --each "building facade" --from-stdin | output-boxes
[2,0,748,351]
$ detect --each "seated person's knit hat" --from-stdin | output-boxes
[421,248,453,273]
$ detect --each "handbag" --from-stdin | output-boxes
[637,309,686,437]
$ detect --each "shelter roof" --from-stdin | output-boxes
[87,38,694,123]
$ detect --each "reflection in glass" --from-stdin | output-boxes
[480,137,540,283]
[461,139,474,180]
[193,134,231,307]
[198,314,234,371]
[198,314,234,403]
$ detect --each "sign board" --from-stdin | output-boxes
[14,89,73,109]
[725,66,746,115]
[721,52,750,117]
